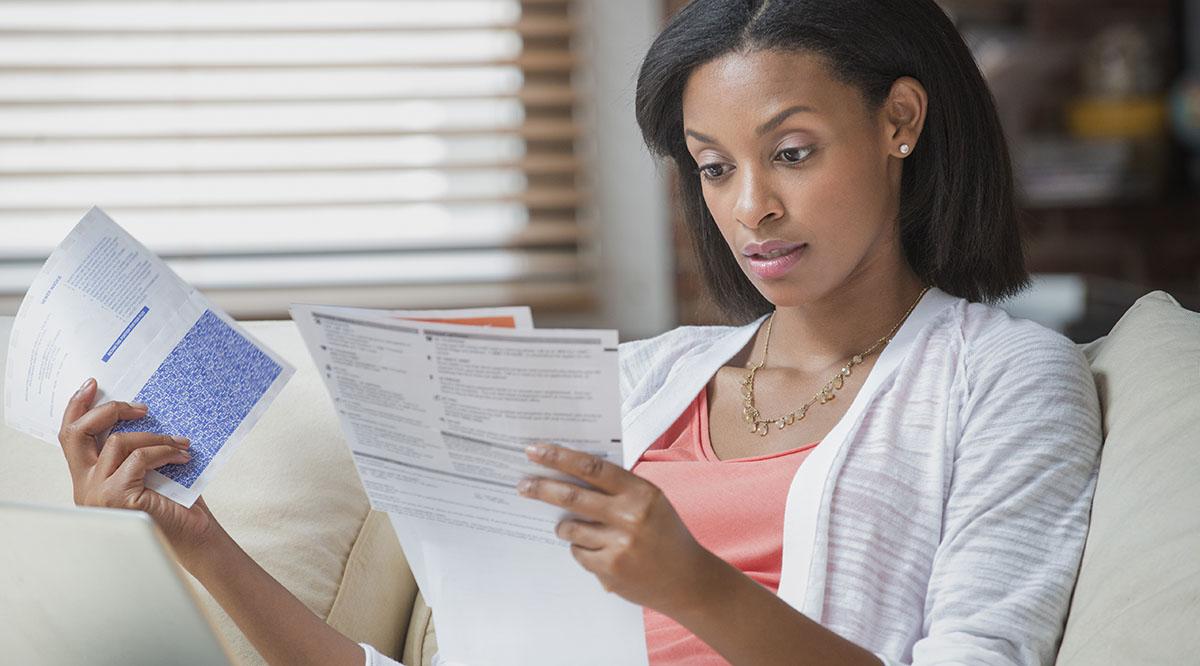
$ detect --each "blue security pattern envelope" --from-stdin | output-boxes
[3,207,293,507]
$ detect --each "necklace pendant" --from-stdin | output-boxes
[743,404,758,420]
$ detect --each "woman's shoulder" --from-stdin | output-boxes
[923,299,1097,429]
[618,319,761,364]
[617,319,762,401]
[620,322,738,358]
[948,299,1091,381]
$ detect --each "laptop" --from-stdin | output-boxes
[0,501,235,665]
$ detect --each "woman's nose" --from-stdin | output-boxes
[732,170,783,229]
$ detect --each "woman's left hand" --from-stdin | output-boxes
[517,442,717,616]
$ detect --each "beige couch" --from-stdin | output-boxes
[1,291,1197,665]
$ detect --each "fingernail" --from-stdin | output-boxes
[179,451,191,461]
[130,402,148,410]
[171,436,190,448]
[78,378,93,392]
[525,444,547,458]
[517,478,532,494]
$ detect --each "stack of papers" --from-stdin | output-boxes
[291,303,648,665]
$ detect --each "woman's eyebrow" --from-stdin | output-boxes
[685,104,819,145]
[684,129,719,144]
[755,105,818,136]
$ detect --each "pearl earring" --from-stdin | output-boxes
[899,143,911,155]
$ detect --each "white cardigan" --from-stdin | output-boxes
[366,287,1103,665]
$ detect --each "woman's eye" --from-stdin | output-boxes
[777,146,814,164]
[698,163,728,180]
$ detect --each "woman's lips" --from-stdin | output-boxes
[745,243,806,280]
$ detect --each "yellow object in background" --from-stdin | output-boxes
[1067,96,1168,139]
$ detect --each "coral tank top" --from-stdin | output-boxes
[631,386,820,665]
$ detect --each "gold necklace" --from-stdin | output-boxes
[741,285,930,437]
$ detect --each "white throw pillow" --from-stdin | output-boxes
[1057,292,1200,664]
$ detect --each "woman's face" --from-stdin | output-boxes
[681,49,908,308]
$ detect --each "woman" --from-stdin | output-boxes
[57,1,1102,664]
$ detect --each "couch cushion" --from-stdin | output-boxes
[0,317,414,665]
[328,510,418,659]
[402,592,439,666]
[1057,291,1200,664]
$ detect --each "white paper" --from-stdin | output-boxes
[290,304,648,666]
[374,305,536,614]
[3,207,293,507]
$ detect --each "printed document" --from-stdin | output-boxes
[291,304,648,666]
[3,207,293,507]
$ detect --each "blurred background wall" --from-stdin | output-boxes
[0,0,1196,343]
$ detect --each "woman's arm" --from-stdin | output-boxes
[518,443,881,666]
[187,527,366,666]
[58,379,369,666]
[900,333,1103,665]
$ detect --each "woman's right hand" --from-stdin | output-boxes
[58,377,227,569]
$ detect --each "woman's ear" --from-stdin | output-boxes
[881,76,928,158]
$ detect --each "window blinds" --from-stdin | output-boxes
[0,0,590,317]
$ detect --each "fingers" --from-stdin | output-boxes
[517,476,611,522]
[60,397,150,474]
[96,431,190,479]
[569,543,606,578]
[60,378,97,432]
[70,399,150,439]
[524,443,629,494]
[111,444,191,489]
[59,378,101,471]
[555,518,618,551]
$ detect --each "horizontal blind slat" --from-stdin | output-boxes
[0,185,583,213]
[0,99,526,137]
[0,170,527,208]
[0,53,575,73]
[0,17,569,37]
[0,205,583,257]
[0,85,576,107]
[0,120,579,141]
[0,68,524,102]
[208,280,596,319]
[0,32,524,67]
[0,1,522,31]
[0,248,583,294]
[0,158,579,178]
[0,136,528,173]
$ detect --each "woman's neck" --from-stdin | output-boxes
[760,268,928,374]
